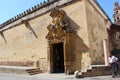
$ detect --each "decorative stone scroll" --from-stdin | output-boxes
[46,8,67,43]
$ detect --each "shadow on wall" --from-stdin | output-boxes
[66,15,90,51]
[65,15,89,70]
[0,32,7,44]
[24,22,38,39]
[0,21,38,44]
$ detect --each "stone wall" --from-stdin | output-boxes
[0,12,50,67]
[0,0,90,72]
[86,0,110,65]
[62,0,90,71]
[0,0,111,73]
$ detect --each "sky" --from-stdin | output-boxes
[0,0,45,24]
[97,0,120,22]
[0,0,119,24]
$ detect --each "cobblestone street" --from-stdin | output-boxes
[0,73,120,80]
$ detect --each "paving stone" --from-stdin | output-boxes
[0,73,120,80]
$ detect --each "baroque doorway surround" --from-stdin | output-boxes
[46,8,75,74]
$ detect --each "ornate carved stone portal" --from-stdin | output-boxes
[46,8,67,43]
[46,8,75,74]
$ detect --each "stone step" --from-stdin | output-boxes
[26,68,42,75]
[76,65,112,78]
[0,66,42,75]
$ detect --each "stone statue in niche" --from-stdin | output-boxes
[46,8,67,42]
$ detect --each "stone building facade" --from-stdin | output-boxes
[0,0,111,74]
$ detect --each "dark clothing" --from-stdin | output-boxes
[110,62,118,76]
